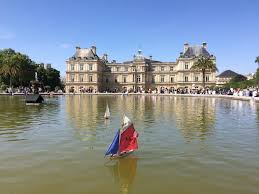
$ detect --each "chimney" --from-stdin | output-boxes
[102,53,108,61]
[184,43,189,53]
[149,55,153,60]
[45,63,51,69]
[76,46,80,51]
[91,45,96,55]
[202,42,207,49]
[112,60,116,63]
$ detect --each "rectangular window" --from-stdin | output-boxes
[206,75,209,82]
[136,75,141,83]
[79,74,84,82]
[160,75,165,83]
[161,66,164,71]
[184,76,188,82]
[170,76,174,83]
[116,67,120,72]
[71,74,75,82]
[195,76,199,82]
[152,76,155,83]
[89,75,93,82]
[170,66,174,71]
[124,67,128,72]
[89,64,93,71]
[115,76,118,83]
[185,63,189,70]
[71,64,75,71]
[79,64,84,71]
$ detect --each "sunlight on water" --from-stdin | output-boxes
[0,95,259,194]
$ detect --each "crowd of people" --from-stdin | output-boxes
[2,85,259,98]
[75,86,259,97]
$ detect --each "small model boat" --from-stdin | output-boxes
[105,115,139,158]
[25,94,44,105]
[104,104,110,119]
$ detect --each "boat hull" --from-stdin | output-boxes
[109,150,134,159]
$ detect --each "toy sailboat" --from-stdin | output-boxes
[104,104,110,119]
[105,115,139,158]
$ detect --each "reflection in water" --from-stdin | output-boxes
[65,95,100,142]
[104,118,111,127]
[0,96,58,140]
[65,95,217,143]
[106,157,138,194]
[174,97,216,141]
[1,95,259,194]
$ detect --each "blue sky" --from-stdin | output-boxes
[0,0,259,76]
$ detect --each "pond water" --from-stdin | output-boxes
[0,95,259,194]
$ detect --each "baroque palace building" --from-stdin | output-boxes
[65,43,216,93]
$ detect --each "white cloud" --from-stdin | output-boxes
[59,43,71,49]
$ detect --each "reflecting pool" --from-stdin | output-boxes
[0,95,258,194]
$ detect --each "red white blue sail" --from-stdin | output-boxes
[105,129,120,156]
[105,115,138,157]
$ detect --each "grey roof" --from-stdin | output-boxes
[183,46,211,58]
[217,70,239,78]
[123,58,161,64]
[70,48,98,60]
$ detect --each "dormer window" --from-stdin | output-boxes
[161,66,164,71]
[170,66,174,71]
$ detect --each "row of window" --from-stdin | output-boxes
[70,63,191,72]
[184,76,210,82]
[152,75,174,83]
[153,75,210,83]
[70,64,93,71]
[70,74,210,83]
[70,74,93,82]
[112,66,175,72]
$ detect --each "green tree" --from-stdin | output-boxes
[230,74,247,83]
[36,65,62,91]
[255,68,259,86]
[0,49,22,88]
[0,48,62,91]
[0,49,35,88]
[255,56,259,67]
[191,56,218,88]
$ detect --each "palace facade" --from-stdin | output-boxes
[65,43,216,93]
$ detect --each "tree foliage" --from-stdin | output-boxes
[191,56,218,88]
[0,48,62,91]
[255,56,259,66]
[36,65,62,90]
